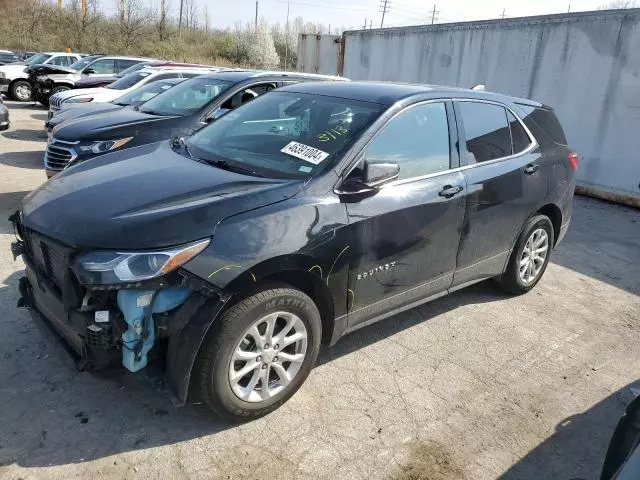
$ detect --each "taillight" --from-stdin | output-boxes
[568,152,579,171]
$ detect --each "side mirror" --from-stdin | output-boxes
[83,68,95,74]
[339,159,399,195]
[362,159,400,188]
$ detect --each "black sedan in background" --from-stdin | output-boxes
[45,77,185,135]
[44,70,346,177]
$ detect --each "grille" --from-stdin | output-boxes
[23,229,71,291]
[49,95,63,111]
[44,138,78,171]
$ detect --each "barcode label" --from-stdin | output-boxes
[280,141,329,165]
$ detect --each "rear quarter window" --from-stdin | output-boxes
[517,105,568,146]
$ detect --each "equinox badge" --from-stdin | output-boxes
[357,261,397,280]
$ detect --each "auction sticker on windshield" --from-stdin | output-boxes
[281,141,329,165]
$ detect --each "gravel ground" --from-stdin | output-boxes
[0,99,639,480]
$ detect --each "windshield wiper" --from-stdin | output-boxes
[199,158,263,177]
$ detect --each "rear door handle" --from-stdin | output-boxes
[524,163,540,175]
[438,185,464,198]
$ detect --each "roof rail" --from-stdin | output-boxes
[249,71,347,81]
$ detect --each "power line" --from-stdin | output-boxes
[379,0,390,28]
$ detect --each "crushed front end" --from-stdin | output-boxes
[10,211,220,399]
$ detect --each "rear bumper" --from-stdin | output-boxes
[556,220,570,246]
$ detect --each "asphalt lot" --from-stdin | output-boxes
[0,99,639,480]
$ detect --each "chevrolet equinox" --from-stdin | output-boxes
[12,81,577,421]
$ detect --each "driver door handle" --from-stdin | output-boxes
[438,185,464,198]
[524,163,540,175]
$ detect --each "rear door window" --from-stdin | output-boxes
[50,56,74,66]
[115,59,140,72]
[457,102,512,163]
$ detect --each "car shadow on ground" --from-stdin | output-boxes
[3,101,46,110]
[498,383,638,480]
[1,129,47,142]
[30,113,48,122]
[552,196,640,296]
[0,150,43,170]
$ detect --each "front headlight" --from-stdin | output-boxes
[72,239,210,285]
[77,137,133,155]
[65,97,93,103]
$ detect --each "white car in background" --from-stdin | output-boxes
[48,65,219,112]
[0,52,82,101]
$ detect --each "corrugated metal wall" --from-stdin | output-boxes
[299,10,640,205]
[296,34,342,76]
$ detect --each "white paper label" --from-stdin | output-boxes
[94,310,110,323]
[87,325,102,332]
[136,293,153,308]
[280,141,329,165]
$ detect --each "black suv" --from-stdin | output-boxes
[12,81,576,421]
[44,70,345,177]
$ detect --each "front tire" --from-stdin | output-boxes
[193,287,322,421]
[10,80,32,102]
[497,214,554,295]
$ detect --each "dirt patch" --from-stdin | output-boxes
[390,441,465,480]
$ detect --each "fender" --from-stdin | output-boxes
[167,252,349,404]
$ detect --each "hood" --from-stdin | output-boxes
[21,141,300,249]
[26,64,77,75]
[52,107,179,141]
[49,103,125,129]
[0,63,28,74]
[55,86,104,102]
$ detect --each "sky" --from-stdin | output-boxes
[100,0,611,31]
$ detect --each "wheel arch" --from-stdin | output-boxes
[536,203,562,246]
[221,254,341,345]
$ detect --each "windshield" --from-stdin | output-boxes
[138,76,232,116]
[114,79,182,105]
[69,56,100,71]
[187,91,383,180]
[107,71,151,90]
[25,53,52,66]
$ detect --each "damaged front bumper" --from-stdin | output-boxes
[11,214,226,405]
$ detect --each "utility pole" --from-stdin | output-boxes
[255,1,258,29]
[430,4,438,24]
[58,0,63,11]
[500,8,506,19]
[119,0,124,22]
[204,4,209,33]
[379,0,390,28]
[82,0,87,18]
[284,0,290,69]
[178,0,184,36]
[363,17,367,29]
[567,4,571,12]
[369,19,373,29]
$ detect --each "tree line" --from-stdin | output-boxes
[0,0,346,69]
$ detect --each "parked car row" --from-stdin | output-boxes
[10,67,578,422]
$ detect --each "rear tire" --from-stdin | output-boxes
[10,80,32,102]
[497,215,554,295]
[193,287,322,421]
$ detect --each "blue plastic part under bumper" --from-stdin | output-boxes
[117,288,192,372]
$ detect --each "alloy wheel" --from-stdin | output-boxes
[228,311,308,403]
[519,228,549,284]
[14,84,31,101]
